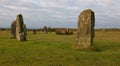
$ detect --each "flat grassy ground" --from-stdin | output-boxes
[0,31,120,66]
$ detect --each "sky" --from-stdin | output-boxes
[0,0,120,28]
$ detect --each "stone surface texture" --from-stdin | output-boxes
[74,9,95,50]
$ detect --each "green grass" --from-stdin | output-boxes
[0,31,120,66]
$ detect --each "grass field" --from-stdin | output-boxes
[0,31,120,66]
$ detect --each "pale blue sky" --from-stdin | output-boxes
[0,0,120,28]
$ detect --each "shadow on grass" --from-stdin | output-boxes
[73,47,104,52]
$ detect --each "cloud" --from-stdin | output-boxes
[0,0,120,28]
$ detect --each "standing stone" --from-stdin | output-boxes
[16,14,27,41]
[33,29,36,34]
[73,9,95,50]
[11,20,16,38]
[44,26,48,34]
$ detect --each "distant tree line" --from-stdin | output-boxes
[1,28,120,32]
[95,28,120,32]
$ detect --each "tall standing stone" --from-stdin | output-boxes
[73,9,95,50]
[11,20,16,38]
[16,14,27,41]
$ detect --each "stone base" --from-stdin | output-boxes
[72,44,95,51]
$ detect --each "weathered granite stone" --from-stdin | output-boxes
[16,14,27,41]
[11,20,16,38]
[74,9,95,50]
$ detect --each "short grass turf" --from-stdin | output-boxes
[0,31,120,66]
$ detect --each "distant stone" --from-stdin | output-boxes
[48,27,51,32]
[10,20,16,38]
[44,26,48,34]
[33,30,36,34]
[56,28,73,35]
[16,14,27,41]
[73,9,95,50]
